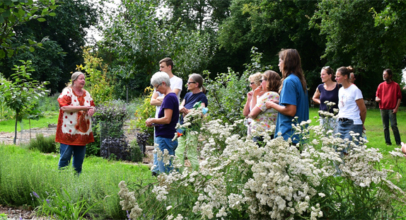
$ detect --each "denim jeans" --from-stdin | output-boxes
[380,109,401,145]
[335,119,363,154]
[320,117,337,133]
[58,143,86,173]
[155,136,178,174]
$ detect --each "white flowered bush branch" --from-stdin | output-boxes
[119,115,405,219]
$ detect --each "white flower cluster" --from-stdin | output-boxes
[142,117,405,219]
[118,181,143,219]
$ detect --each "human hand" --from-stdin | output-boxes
[247,91,254,100]
[393,108,398,114]
[87,107,95,117]
[253,86,262,97]
[146,118,154,127]
[265,101,275,109]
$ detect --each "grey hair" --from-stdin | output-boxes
[151,71,171,88]
[67,71,85,88]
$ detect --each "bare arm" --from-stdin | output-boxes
[243,91,253,117]
[266,101,297,117]
[393,98,401,114]
[173,88,181,97]
[182,102,206,115]
[150,92,164,106]
[146,108,173,126]
[312,88,321,105]
[248,106,262,119]
[356,99,367,127]
[60,105,93,112]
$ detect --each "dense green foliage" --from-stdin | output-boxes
[0,0,99,93]
[28,134,57,153]
[0,0,57,59]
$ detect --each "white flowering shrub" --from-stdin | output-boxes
[120,118,406,219]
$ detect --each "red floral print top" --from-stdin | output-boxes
[55,87,95,145]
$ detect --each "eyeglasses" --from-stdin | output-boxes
[187,81,196,84]
[153,84,161,89]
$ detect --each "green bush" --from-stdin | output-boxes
[132,87,155,145]
[130,139,143,163]
[28,134,57,153]
[204,46,272,126]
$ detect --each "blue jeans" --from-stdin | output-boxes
[335,119,363,154]
[155,136,178,174]
[58,143,86,173]
[380,109,401,145]
[320,117,337,132]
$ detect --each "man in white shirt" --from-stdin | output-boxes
[150,57,183,176]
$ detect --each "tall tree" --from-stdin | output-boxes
[0,0,99,93]
[0,0,57,59]
[311,0,406,98]
[101,0,214,98]
[217,0,325,91]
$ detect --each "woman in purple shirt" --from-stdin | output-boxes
[312,66,341,131]
[146,72,179,174]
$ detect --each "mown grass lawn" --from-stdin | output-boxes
[0,111,59,133]
[310,106,406,190]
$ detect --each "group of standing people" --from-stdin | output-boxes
[54,49,403,175]
[245,49,309,145]
[147,58,208,175]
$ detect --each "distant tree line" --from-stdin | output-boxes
[1,0,405,101]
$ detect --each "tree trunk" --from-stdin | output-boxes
[13,114,18,145]
[126,83,129,104]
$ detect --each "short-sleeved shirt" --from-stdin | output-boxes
[376,81,402,110]
[275,74,309,144]
[251,91,279,133]
[180,92,208,124]
[155,93,179,138]
[318,83,341,113]
[155,75,183,118]
[55,87,95,145]
[338,84,363,124]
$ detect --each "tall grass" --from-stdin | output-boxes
[0,145,153,219]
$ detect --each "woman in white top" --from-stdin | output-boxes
[243,72,263,135]
[335,66,367,149]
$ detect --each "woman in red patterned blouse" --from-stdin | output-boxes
[55,72,96,173]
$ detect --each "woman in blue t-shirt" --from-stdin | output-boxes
[312,66,341,131]
[265,49,309,145]
[176,74,208,171]
[146,72,179,174]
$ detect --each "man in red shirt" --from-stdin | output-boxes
[375,69,402,146]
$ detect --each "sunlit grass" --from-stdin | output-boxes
[0,111,59,133]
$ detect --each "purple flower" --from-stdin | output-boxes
[126,210,131,220]
[32,191,40,198]
[46,199,50,205]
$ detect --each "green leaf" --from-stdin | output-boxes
[0,15,4,23]
[0,50,5,59]
[2,10,11,18]
[41,8,48,16]
[37,17,46,22]
[29,46,34,52]
[28,39,35,45]
[49,12,56,16]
